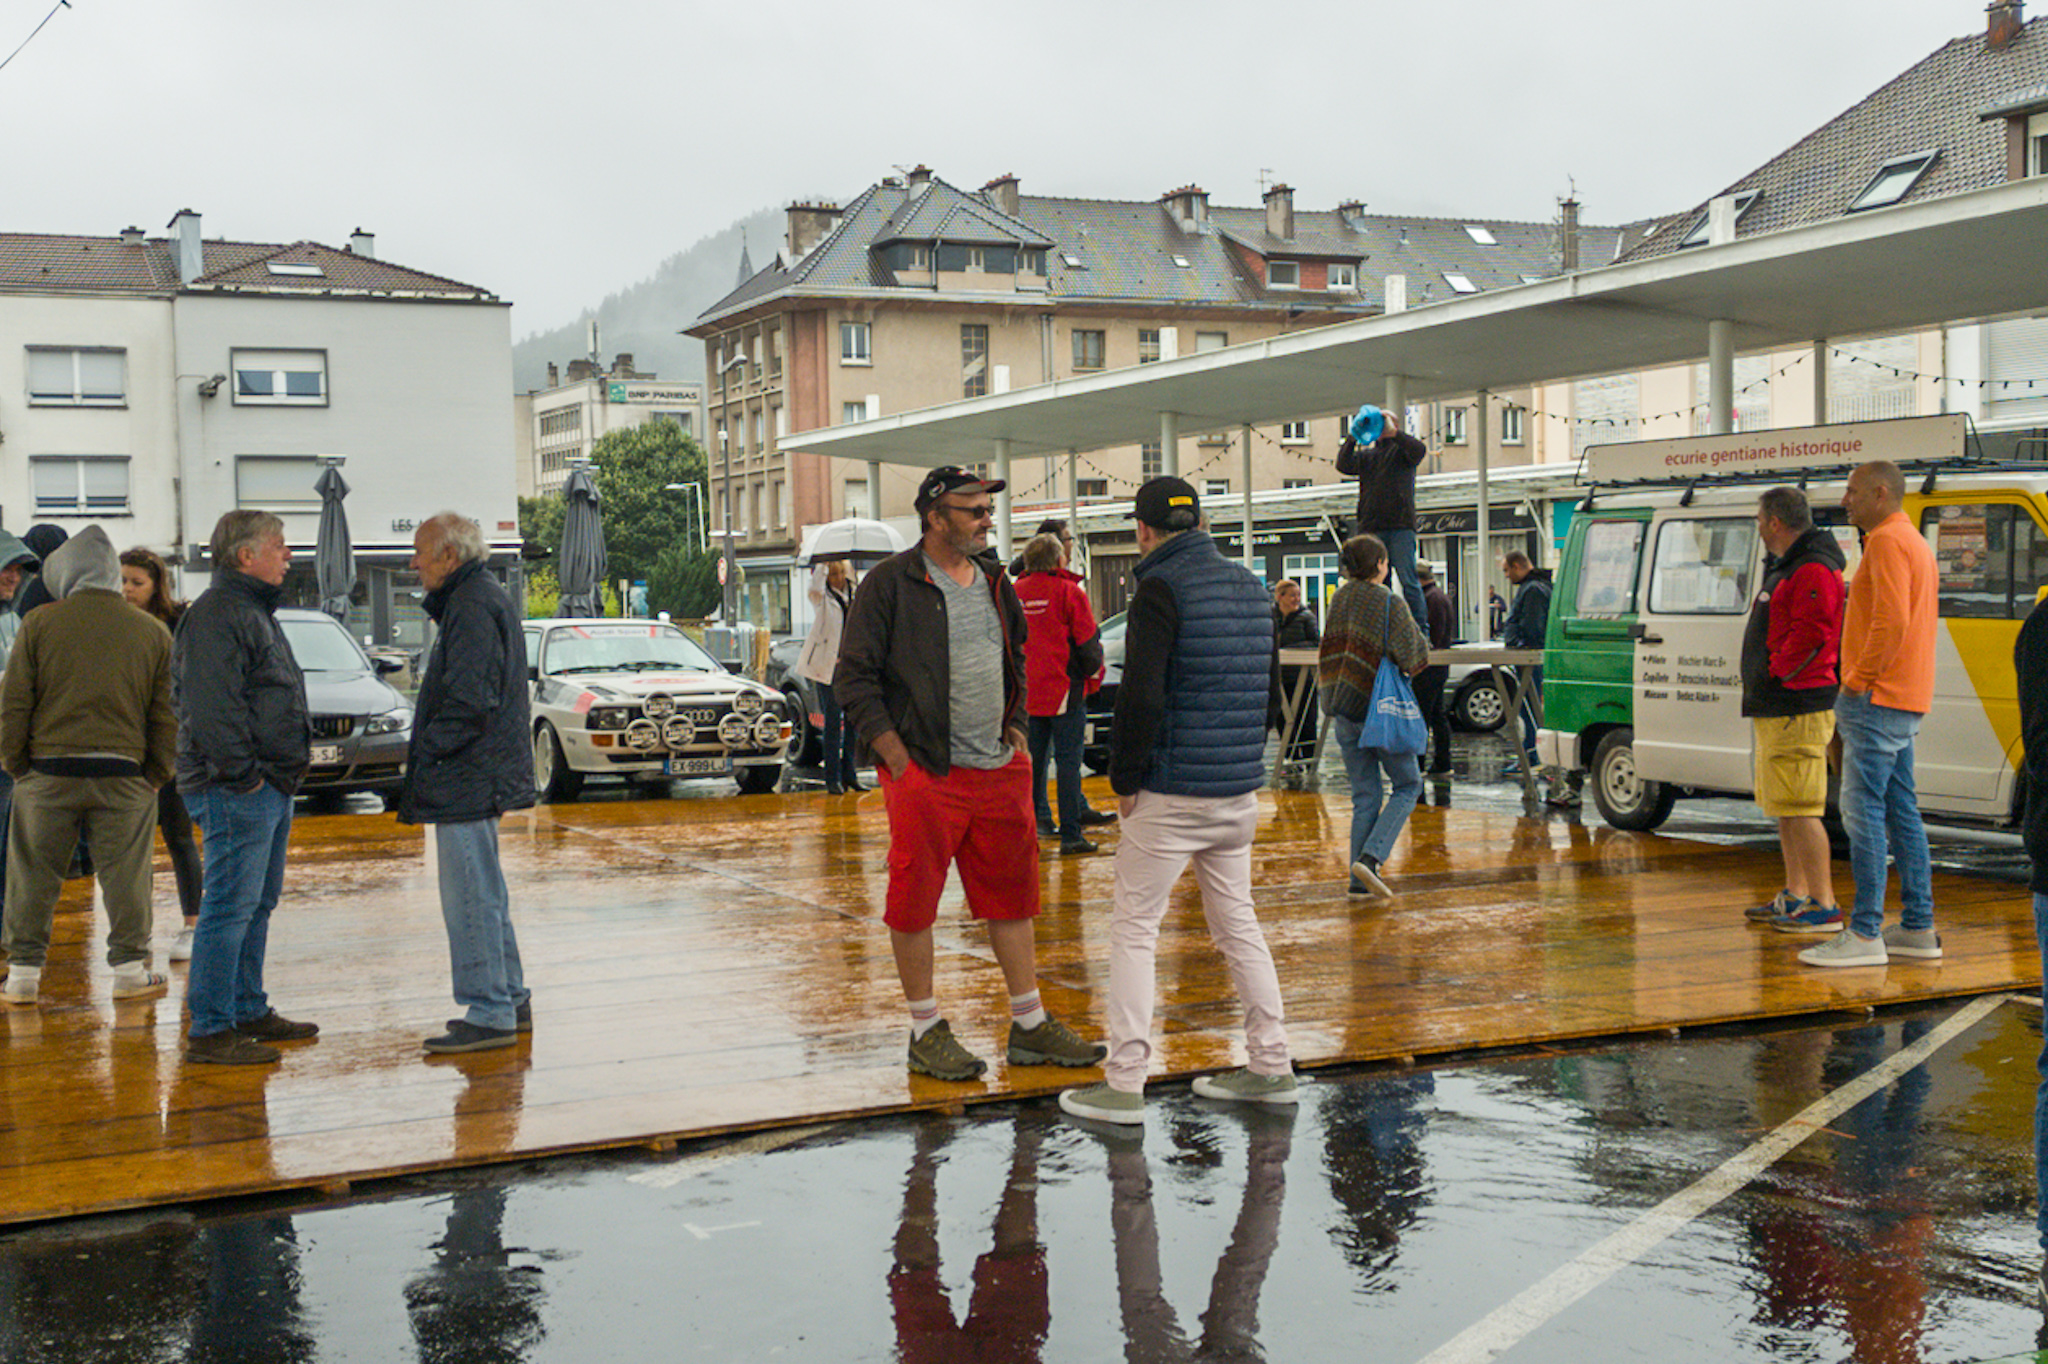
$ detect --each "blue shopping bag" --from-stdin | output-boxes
[1359,597,1427,755]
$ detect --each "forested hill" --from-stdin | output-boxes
[510,205,782,392]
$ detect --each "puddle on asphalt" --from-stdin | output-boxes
[1,1000,2042,1362]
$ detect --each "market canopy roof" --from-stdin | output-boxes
[787,177,2048,470]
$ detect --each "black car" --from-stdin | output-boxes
[765,636,825,769]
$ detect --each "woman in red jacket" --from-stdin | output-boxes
[1013,533,1110,854]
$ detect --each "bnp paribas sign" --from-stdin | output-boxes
[607,381,698,405]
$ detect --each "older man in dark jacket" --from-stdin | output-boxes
[399,513,534,1054]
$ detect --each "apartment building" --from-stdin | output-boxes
[522,352,701,497]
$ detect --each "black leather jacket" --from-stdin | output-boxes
[173,570,310,796]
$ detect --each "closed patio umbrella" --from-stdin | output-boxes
[313,463,355,622]
[557,466,607,618]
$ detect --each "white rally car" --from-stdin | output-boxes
[523,619,791,800]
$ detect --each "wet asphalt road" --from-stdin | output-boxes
[4,730,2045,1363]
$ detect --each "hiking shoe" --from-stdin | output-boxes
[1351,859,1392,900]
[111,967,170,1000]
[1191,1067,1301,1106]
[907,1019,986,1081]
[1798,930,1888,968]
[169,927,194,962]
[1771,900,1844,935]
[1747,889,1800,924]
[424,1020,517,1054]
[1058,1082,1144,1125]
[186,1031,279,1065]
[1008,1017,1106,1068]
[1882,925,1943,960]
[234,1009,319,1042]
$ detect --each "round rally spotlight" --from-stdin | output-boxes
[732,691,764,717]
[642,692,676,718]
[752,715,784,747]
[662,716,695,749]
[623,719,662,752]
[717,714,750,746]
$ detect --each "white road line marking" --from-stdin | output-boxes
[1416,993,2016,1364]
[626,1123,840,1190]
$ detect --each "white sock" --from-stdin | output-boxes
[908,998,941,1039]
[1010,991,1047,1031]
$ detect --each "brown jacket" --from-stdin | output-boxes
[1,590,175,787]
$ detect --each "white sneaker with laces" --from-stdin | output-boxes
[169,927,194,962]
[1798,929,1888,968]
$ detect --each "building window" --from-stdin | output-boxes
[750,408,763,451]
[961,324,989,398]
[840,322,871,364]
[1463,225,1498,245]
[771,479,786,529]
[844,479,868,518]
[1195,331,1228,353]
[768,328,783,377]
[1328,263,1357,291]
[1280,420,1310,443]
[1444,273,1478,294]
[1138,329,1162,364]
[1141,442,1162,478]
[966,247,986,271]
[841,400,868,425]
[1072,329,1105,371]
[26,347,124,406]
[1267,260,1299,289]
[31,456,129,515]
[231,349,327,406]
[1283,478,1313,489]
[772,405,787,440]
[908,246,931,271]
[1077,478,1108,499]
[235,456,324,511]
[1848,150,1939,212]
[1502,405,1525,445]
[1444,407,1467,444]
[1677,190,1761,248]
[1204,479,1230,497]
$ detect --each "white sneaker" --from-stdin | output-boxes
[1881,925,1942,960]
[3,967,39,1005]
[1798,929,1888,968]
[169,927,194,962]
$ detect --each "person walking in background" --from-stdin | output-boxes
[836,467,1104,1082]
[11,525,68,619]
[0,530,41,948]
[176,510,316,1064]
[121,547,204,962]
[399,513,535,1054]
[1008,517,1076,578]
[0,528,175,1006]
[1059,477,1294,1125]
[1499,550,1551,779]
[2013,586,2048,1303]
[1800,461,1939,969]
[1318,535,1430,899]
[1738,488,1846,935]
[1272,579,1320,785]
[1015,532,1108,855]
[799,558,863,794]
[1413,563,1454,778]
[1335,405,1429,627]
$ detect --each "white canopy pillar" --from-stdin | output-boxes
[1067,450,1082,577]
[1384,374,1408,420]
[1812,340,1830,423]
[1240,423,1255,571]
[993,438,1014,554]
[1474,391,1491,638]
[1160,411,1179,479]
[866,461,882,521]
[1708,319,1734,435]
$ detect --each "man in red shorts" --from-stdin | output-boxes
[835,466,1106,1081]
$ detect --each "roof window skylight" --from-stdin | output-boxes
[1444,273,1478,294]
[267,261,325,277]
[1676,190,1761,248]
[1172,254,1191,268]
[1463,225,1497,245]
[1060,253,1083,267]
[1847,151,1938,212]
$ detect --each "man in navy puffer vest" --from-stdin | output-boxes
[1060,477,1297,1126]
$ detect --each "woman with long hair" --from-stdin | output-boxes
[121,548,203,960]
[798,558,863,793]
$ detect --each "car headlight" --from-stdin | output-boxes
[364,708,410,736]
[589,706,635,731]
[717,713,750,746]
[751,715,784,747]
[643,692,676,718]
[732,690,764,717]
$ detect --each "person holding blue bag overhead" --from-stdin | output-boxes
[1335,403,1430,629]
[1317,534,1429,899]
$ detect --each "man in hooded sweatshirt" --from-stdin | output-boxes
[0,526,175,1004]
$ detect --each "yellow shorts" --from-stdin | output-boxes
[1752,712,1833,818]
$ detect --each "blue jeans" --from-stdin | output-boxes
[818,681,856,784]
[1835,690,1933,939]
[1332,713,1422,870]
[1378,528,1428,634]
[186,781,294,1037]
[435,819,527,1031]
[1029,705,1087,834]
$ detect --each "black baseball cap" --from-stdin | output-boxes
[1127,476,1200,529]
[914,465,1006,512]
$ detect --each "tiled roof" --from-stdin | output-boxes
[694,174,1624,325]
[0,231,494,298]
[1625,17,2048,262]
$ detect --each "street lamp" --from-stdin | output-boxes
[715,348,747,624]
[662,482,707,553]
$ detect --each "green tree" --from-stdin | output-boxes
[588,420,709,590]
[647,541,721,619]
[519,494,566,562]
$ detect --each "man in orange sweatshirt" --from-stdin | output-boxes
[1799,461,1938,968]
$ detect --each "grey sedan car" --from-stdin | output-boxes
[276,608,413,804]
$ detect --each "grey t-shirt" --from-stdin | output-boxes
[924,552,1011,769]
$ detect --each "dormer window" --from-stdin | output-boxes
[966,247,985,271]
[1847,150,1939,211]
[2031,112,2048,176]
[1328,263,1357,291]
[1268,260,1299,289]
[908,245,931,270]
[1677,190,1761,248]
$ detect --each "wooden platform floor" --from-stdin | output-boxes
[0,779,2036,1226]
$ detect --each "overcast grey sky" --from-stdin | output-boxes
[0,0,1989,337]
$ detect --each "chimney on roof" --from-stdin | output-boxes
[547,362,560,388]
[1559,196,1581,272]
[1263,183,1295,240]
[1336,199,1365,226]
[1160,184,1210,233]
[1990,0,2025,49]
[167,208,202,286]
[907,164,934,193]
[613,353,638,377]
[348,227,375,258]
[566,359,597,383]
[119,225,144,247]
[786,202,841,262]
[984,173,1020,217]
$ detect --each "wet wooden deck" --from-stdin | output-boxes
[0,779,2035,1225]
